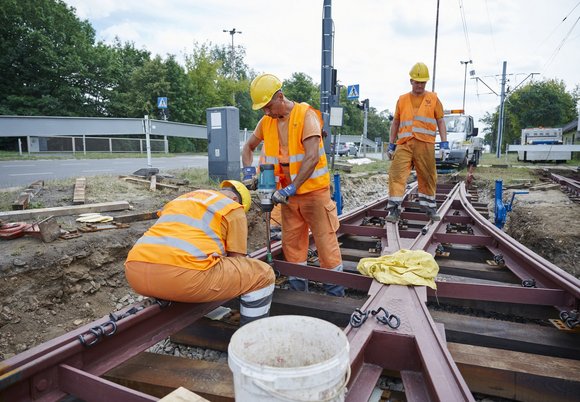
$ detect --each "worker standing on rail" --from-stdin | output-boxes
[241,73,344,297]
[386,62,448,222]
[124,180,275,326]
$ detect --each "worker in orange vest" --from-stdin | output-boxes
[125,180,275,326]
[242,74,344,297]
[386,62,448,222]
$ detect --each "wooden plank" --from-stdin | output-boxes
[431,310,580,359]
[341,247,380,260]
[73,177,86,205]
[11,180,45,210]
[11,192,31,210]
[448,342,580,402]
[0,201,131,221]
[172,289,365,350]
[120,176,179,190]
[104,353,234,402]
[159,386,210,402]
[113,211,160,223]
[436,258,520,283]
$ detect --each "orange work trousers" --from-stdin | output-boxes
[281,187,342,269]
[270,203,282,228]
[389,138,437,200]
[125,257,275,303]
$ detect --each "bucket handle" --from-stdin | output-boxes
[253,364,352,402]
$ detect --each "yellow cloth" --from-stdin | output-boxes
[357,249,439,289]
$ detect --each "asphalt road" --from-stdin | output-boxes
[0,153,384,189]
[0,155,211,189]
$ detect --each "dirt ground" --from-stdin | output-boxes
[0,167,578,360]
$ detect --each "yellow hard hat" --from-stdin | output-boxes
[250,74,282,110]
[220,180,251,212]
[409,62,430,82]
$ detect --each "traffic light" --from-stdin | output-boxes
[356,99,369,111]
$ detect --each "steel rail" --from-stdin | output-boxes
[0,299,224,401]
[549,172,580,197]
[455,182,580,307]
[1,178,579,401]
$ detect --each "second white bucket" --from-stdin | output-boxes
[228,315,350,402]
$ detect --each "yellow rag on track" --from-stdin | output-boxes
[357,249,439,289]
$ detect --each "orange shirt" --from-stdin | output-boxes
[254,107,321,178]
[394,93,444,120]
[221,207,247,255]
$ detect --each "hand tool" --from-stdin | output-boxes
[257,164,276,264]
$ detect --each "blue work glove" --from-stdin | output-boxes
[387,143,397,160]
[242,166,257,190]
[439,141,450,161]
[271,184,296,205]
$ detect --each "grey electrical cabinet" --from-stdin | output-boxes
[206,107,240,182]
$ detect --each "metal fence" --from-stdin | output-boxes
[27,135,168,154]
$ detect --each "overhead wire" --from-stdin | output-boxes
[537,1,580,48]
[543,14,580,71]
[458,0,472,60]
[484,0,499,66]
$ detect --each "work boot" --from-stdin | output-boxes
[425,207,441,221]
[386,207,401,223]
[288,277,309,292]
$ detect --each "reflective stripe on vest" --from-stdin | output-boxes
[126,190,241,271]
[262,102,330,194]
[397,92,439,144]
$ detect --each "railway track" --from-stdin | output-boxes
[548,172,580,203]
[1,179,579,401]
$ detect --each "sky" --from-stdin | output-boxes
[63,0,580,131]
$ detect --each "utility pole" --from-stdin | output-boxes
[460,60,472,111]
[223,28,242,78]
[472,63,538,158]
[223,28,241,104]
[432,0,440,91]
[321,0,335,154]
[497,61,507,158]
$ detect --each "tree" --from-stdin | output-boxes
[283,73,320,108]
[105,40,152,117]
[0,0,97,115]
[482,79,577,153]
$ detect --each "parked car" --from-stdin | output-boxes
[336,143,358,157]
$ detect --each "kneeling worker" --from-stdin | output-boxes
[125,180,275,326]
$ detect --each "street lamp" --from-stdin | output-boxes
[460,60,472,111]
[223,28,242,78]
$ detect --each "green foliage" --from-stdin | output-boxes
[0,0,96,115]
[283,73,320,108]
[481,79,577,153]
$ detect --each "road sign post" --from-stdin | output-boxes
[346,85,359,100]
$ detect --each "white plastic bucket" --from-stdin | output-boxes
[228,315,350,402]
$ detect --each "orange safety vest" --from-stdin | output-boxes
[397,92,439,144]
[261,102,330,194]
[126,190,241,271]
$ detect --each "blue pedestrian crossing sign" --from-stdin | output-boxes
[346,85,359,100]
[157,97,168,109]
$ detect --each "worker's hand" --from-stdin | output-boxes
[440,141,450,160]
[271,184,296,205]
[242,166,257,190]
[387,143,396,160]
